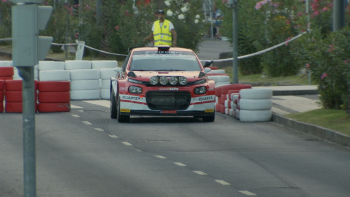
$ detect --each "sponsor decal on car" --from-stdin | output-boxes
[121,95,142,101]
[192,95,215,103]
[159,87,179,91]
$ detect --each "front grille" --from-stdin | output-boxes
[146,91,191,110]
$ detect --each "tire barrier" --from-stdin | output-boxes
[64,60,92,70]
[13,66,39,80]
[0,67,14,80]
[39,70,70,81]
[92,60,118,69]
[235,89,273,121]
[37,81,71,113]
[99,68,119,100]
[70,69,100,100]
[38,61,65,70]
[208,69,226,74]
[0,61,12,67]
[239,110,272,122]
[0,80,4,113]
[4,80,38,113]
[70,69,100,80]
[38,81,70,92]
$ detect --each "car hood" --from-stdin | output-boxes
[131,71,203,82]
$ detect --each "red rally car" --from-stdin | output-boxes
[110,46,216,123]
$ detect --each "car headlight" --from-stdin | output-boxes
[194,86,207,94]
[179,76,187,85]
[159,76,169,85]
[150,76,158,85]
[169,76,178,85]
[128,86,142,94]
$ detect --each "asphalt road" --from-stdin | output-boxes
[1,100,350,197]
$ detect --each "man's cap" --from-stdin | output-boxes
[157,10,165,14]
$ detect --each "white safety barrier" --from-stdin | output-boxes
[39,70,70,81]
[65,60,92,70]
[70,69,100,100]
[92,60,118,69]
[0,61,12,67]
[237,89,273,122]
[38,61,65,70]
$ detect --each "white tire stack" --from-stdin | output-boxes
[238,89,273,122]
[65,60,92,70]
[99,68,121,100]
[92,60,118,69]
[70,69,100,100]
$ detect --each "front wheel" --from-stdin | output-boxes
[110,90,117,119]
[117,97,130,123]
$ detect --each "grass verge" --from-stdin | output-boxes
[221,66,314,85]
[285,109,350,136]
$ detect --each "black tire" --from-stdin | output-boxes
[117,97,130,123]
[110,89,117,119]
[202,114,215,122]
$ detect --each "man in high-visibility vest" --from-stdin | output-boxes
[143,10,177,47]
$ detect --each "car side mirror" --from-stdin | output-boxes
[204,68,211,74]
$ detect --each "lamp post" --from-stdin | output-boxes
[228,0,239,84]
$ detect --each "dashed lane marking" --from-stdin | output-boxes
[82,121,92,125]
[215,180,231,186]
[174,162,186,167]
[239,191,257,196]
[109,135,118,138]
[77,110,84,113]
[193,171,208,175]
[122,142,132,146]
[72,114,80,117]
[154,155,166,159]
[95,128,104,132]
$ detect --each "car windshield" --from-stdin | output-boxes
[129,51,201,71]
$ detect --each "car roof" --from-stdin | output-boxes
[130,47,194,53]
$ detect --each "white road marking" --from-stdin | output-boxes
[84,100,110,108]
[109,135,118,138]
[72,114,80,117]
[122,142,132,146]
[77,110,84,113]
[154,155,166,159]
[193,171,207,175]
[174,162,186,167]
[239,191,256,196]
[95,128,104,132]
[215,180,231,186]
[82,121,92,125]
[71,105,83,109]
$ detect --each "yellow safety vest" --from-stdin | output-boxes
[153,20,172,46]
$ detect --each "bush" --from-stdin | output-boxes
[295,27,350,110]
[0,0,12,44]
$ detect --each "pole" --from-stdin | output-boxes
[65,0,69,59]
[306,0,311,85]
[209,0,213,39]
[232,0,238,84]
[18,67,36,197]
[333,0,346,32]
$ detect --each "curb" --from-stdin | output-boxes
[272,89,319,96]
[272,113,350,147]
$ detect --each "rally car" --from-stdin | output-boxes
[110,45,215,123]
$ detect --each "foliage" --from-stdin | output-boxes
[0,0,12,44]
[42,1,80,53]
[294,27,350,110]
[162,0,206,52]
